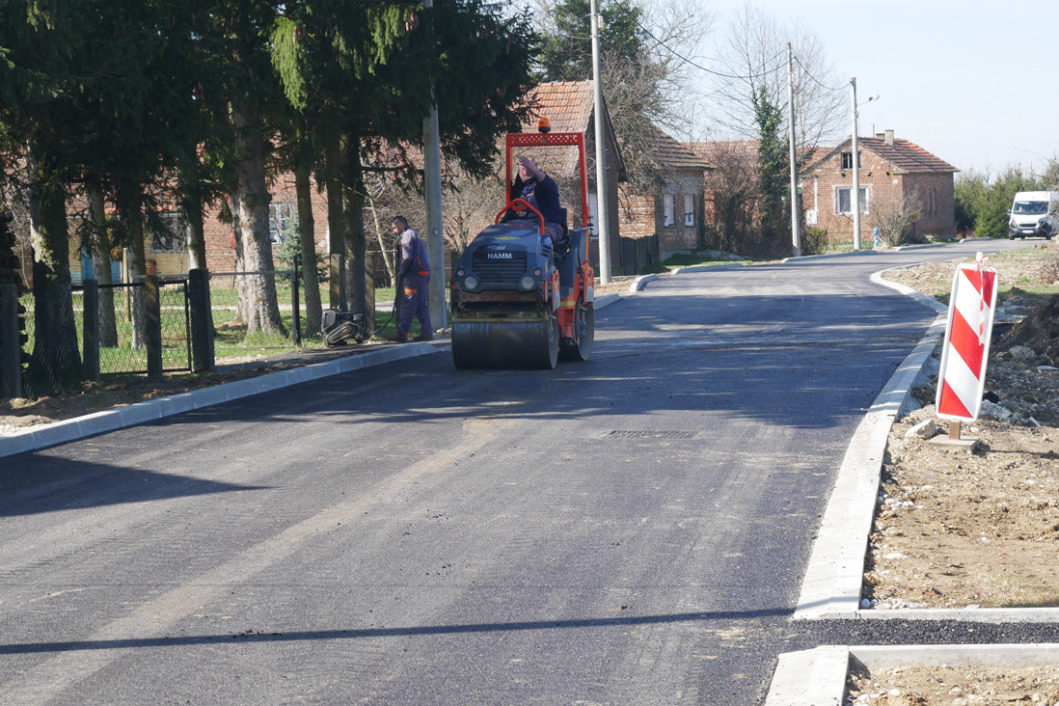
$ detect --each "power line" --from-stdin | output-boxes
[632,17,786,81]
[792,55,844,93]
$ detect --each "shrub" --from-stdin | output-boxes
[801,227,829,255]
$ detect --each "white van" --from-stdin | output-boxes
[1008,191,1057,239]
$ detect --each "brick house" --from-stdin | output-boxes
[63,176,329,284]
[802,130,957,244]
[619,127,710,263]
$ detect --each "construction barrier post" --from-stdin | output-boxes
[934,253,998,446]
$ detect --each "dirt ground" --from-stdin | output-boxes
[849,238,1059,704]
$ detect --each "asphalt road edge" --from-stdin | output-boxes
[0,343,437,459]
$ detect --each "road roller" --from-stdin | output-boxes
[450,126,596,369]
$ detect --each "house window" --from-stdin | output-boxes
[150,213,188,253]
[840,151,861,170]
[684,195,696,227]
[663,194,675,227]
[835,186,869,215]
[269,202,296,245]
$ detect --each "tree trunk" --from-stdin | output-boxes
[25,151,81,391]
[294,163,321,336]
[183,186,208,271]
[228,193,247,324]
[231,99,285,337]
[343,130,373,316]
[86,180,119,348]
[114,181,150,350]
[323,128,346,311]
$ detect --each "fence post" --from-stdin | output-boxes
[144,275,163,378]
[82,279,100,381]
[0,283,22,398]
[188,268,214,373]
[291,257,301,347]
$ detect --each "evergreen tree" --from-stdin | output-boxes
[0,2,88,390]
[271,0,537,315]
[535,0,672,190]
[752,85,790,259]
[538,0,647,82]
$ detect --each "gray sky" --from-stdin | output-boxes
[691,0,1059,177]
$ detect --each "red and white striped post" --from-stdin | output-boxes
[935,253,998,439]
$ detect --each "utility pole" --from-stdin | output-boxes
[851,77,862,250]
[590,0,611,284]
[787,42,800,257]
[423,0,446,330]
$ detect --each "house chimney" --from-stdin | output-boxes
[883,129,894,147]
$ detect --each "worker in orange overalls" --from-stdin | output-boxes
[387,216,433,343]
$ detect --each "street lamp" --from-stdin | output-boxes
[850,77,879,250]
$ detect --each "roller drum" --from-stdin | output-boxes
[559,302,594,362]
[451,316,559,370]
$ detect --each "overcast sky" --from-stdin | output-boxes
[684,0,1059,178]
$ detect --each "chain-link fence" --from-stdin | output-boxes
[15,278,191,390]
[73,280,191,375]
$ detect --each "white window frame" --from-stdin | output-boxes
[684,194,695,227]
[835,186,869,215]
[663,193,675,227]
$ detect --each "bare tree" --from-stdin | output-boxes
[707,7,844,152]
[869,187,923,246]
[442,165,505,255]
[697,141,757,254]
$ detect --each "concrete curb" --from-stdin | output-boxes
[782,249,880,263]
[766,645,1059,706]
[792,310,946,620]
[630,273,660,291]
[628,263,747,292]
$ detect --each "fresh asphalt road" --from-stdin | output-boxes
[0,240,1042,705]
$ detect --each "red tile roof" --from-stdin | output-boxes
[650,128,709,172]
[521,81,596,134]
[511,81,627,182]
[808,135,957,174]
[685,140,758,167]
[858,136,957,173]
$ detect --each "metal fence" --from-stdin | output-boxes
[71,279,191,376]
[1,263,341,397]
[0,276,193,396]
